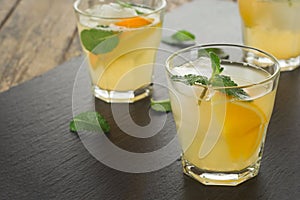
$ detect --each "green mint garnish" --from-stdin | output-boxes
[162,30,196,47]
[209,51,223,79]
[171,52,249,100]
[116,0,145,14]
[171,74,209,86]
[80,29,119,54]
[70,111,110,133]
[150,99,172,112]
[211,75,250,99]
[198,48,229,59]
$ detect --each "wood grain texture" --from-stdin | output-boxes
[0,0,77,92]
[0,0,19,27]
[0,0,193,93]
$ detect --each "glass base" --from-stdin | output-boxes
[245,52,300,72]
[278,56,300,71]
[182,158,260,186]
[92,85,152,103]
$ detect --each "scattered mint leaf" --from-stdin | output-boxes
[198,48,229,59]
[70,111,110,133]
[171,74,208,86]
[151,99,172,112]
[162,30,196,47]
[80,29,119,54]
[172,30,195,41]
[171,52,249,99]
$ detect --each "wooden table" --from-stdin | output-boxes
[0,0,299,199]
[0,0,191,93]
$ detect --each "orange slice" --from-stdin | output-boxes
[115,17,153,28]
[223,101,267,161]
[88,52,100,69]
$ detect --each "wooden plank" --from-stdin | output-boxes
[0,0,194,93]
[0,0,77,92]
[64,29,82,62]
[0,0,19,27]
[65,0,194,64]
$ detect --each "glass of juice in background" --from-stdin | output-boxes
[238,0,300,71]
[165,44,280,186]
[73,0,166,103]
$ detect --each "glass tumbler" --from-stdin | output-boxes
[73,0,167,103]
[165,44,280,186]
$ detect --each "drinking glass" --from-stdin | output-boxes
[238,0,300,71]
[165,44,280,186]
[73,0,166,103]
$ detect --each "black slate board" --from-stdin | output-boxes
[0,0,300,199]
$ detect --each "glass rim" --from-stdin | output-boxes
[165,43,281,90]
[73,0,167,20]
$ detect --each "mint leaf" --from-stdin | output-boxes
[93,36,119,54]
[172,30,195,41]
[198,48,229,59]
[151,99,172,112]
[80,29,119,54]
[117,0,145,14]
[70,111,110,133]
[209,52,223,79]
[170,52,249,99]
[212,75,249,99]
[171,74,208,86]
[162,30,196,47]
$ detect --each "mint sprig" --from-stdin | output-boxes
[116,0,145,14]
[80,29,119,54]
[211,75,250,99]
[70,111,110,133]
[171,74,208,86]
[150,99,172,112]
[171,52,249,99]
[209,51,223,79]
[198,48,229,59]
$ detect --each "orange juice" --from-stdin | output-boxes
[77,5,162,91]
[166,45,280,186]
[74,1,166,102]
[170,62,276,171]
[238,0,300,71]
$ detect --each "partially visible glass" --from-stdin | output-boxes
[165,44,280,186]
[238,0,300,71]
[73,0,166,103]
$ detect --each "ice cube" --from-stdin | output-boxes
[95,3,137,18]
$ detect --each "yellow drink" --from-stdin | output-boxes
[166,45,280,186]
[74,0,166,102]
[238,0,300,70]
[170,63,276,169]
